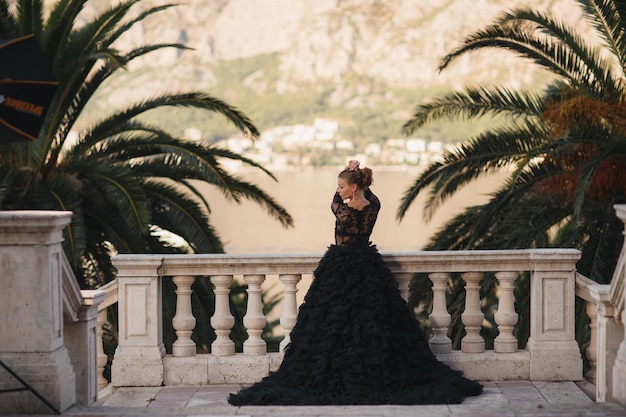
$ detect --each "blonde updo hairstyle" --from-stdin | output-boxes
[338,167,373,190]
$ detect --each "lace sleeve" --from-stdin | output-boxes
[331,192,343,215]
[362,189,380,233]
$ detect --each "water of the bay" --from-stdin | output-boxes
[196,166,506,254]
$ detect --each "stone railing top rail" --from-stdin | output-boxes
[62,250,83,323]
[575,272,615,318]
[97,280,118,310]
[112,248,581,277]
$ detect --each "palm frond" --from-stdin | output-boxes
[495,7,621,98]
[571,153,606,221]
[71,129,295,229]
[178,179,213,214]
[65,0,139,60]
[84,92,259,143]
[0,168,15,206]
[612,0,626,56]
[137,155,294,228]
[123,42,190,62]
[73,133,265,203]
[579,0,626,71]
[423,205,484,250]
[62,160,152,236]
[81,236,117,288]
[402,86,544,135]
[0,0,17,38]
[43,3,183,168]
[577,198,624,283]
[146,181,224,253]
[397,121,550,221]
[60,40,188,125]
[28,173,86,268]
[82,197,145,255]
[439,20,607,96]
[471,156,568,234]
[103,2,179,48]
[15,0,44,37]
[43,0,89,62]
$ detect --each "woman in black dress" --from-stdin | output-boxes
[228,160,483,405]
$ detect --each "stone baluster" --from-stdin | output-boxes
[494,271,519,353]
[428,272,452,354]
[210,275,235,356]
[96,308,108,391]
[584,299,598,384]
[461,272,485,353]
[394,272,412,302]
[243,274,267,355]
[279,274,301,352]
[172,275,197,357]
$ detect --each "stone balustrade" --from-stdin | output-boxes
[107,249,584,389]
[576,205,626,405]
[3,209,626,411]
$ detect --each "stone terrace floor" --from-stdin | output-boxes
[8,381,626,417]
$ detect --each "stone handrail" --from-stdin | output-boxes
[0,211,104,413]
[573,204,626,406]
[576,273,614,402]
[107,248,583,389]
[60,249,106,405]
[61,251,83,323]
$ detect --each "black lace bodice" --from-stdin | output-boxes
[331,188,380,246]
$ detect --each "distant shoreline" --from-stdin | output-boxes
[233,164,426,174]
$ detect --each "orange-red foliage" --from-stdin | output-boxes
[588,156,626,201]
[536,93,626,202]
[531,156,626,203]
[542,95,626,137]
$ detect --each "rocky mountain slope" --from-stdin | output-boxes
[80,0,582,142]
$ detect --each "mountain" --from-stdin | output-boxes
[79,0,580,145]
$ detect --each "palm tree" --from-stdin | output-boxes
[399,0,626,350]
[0,0,294,288]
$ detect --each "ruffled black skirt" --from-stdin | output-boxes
[228,243,482,405]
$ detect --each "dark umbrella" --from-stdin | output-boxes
[0,34,58,142]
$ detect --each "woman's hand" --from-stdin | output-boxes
[346,160,360,171]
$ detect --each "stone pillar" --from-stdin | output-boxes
[0,211,76,414]
[65,290,105,405]
[612,308,626,405]
[527,250,583,380]
[111,255,165,386]
[595,299,621,402]
[610,205,626,406]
